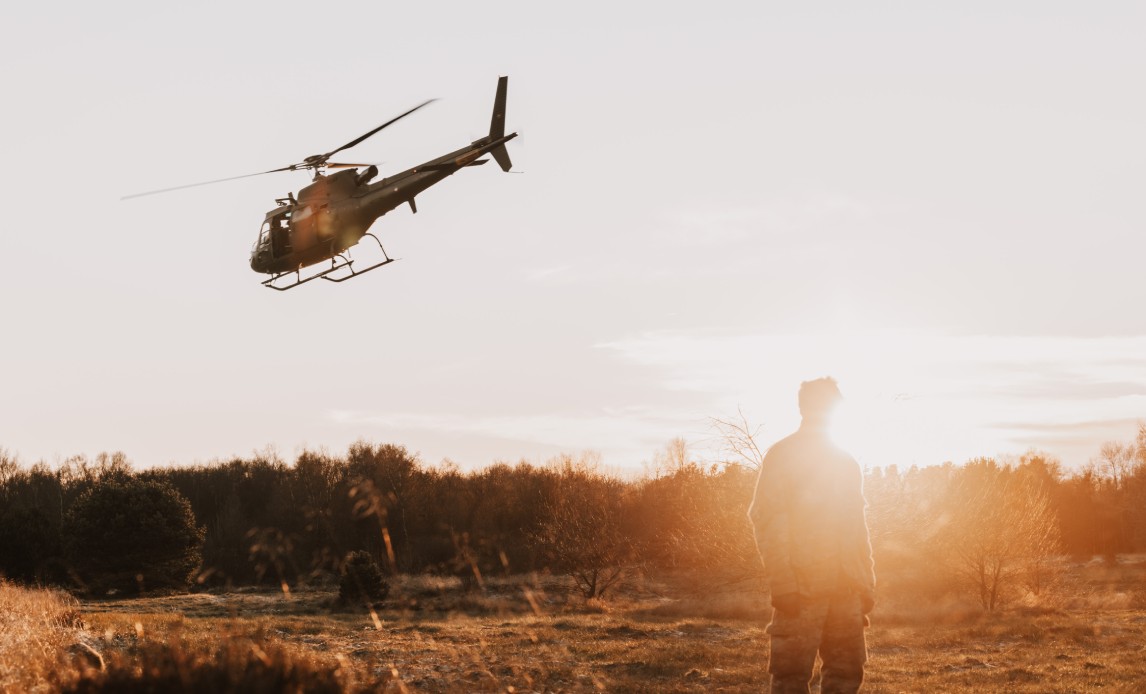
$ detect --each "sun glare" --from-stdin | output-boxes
[832,396,915,470]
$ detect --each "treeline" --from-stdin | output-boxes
[0,443,754,597]
[1,424,1144,607]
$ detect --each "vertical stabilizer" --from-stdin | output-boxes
[489,76,508,139]
[488,76,513,172]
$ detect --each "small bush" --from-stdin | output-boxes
[338,551,389,604]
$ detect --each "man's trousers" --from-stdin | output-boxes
[766,590,868,694]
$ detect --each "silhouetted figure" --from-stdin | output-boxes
[749,377,876,694]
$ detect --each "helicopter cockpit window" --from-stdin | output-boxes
[255,221,271,251]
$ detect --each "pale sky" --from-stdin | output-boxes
[1,2,1143,472]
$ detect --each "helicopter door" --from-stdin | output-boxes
[268,210,293,257]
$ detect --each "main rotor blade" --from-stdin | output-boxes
[121,166,289,200]
[123,99,433,199]
[321,99,435,159]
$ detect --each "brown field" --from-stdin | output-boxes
[3,559,1145,693]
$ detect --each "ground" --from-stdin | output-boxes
[4,560,1146,692]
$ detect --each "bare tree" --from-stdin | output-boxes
[938,463,1061,610]
[1136,422,1146,466]
[534,494,630,599]
[0,449,18,485]
[650,437,692,477]
[711,408,766,472]
[531,455,633,599]
[1090,441,1136,490]
[1127,423,1146,549]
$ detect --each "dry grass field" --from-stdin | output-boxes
[3,559,1145,693]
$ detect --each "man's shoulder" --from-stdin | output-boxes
[828,439,860,465]
[761,431,803,464]
[763,430,858,466]
[765,432,798,453]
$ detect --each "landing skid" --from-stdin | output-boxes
[261,234,396,291]
[322,234,395,284]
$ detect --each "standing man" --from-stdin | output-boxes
[749,377,876,694]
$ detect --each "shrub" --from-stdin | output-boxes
[338,551,389,604]
[63,478,204,595]
[531,462,634,599]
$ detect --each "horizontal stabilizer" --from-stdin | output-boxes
[491,144,512,172]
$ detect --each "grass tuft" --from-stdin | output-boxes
[0,580,88,692]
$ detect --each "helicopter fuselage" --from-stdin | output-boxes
[124,76,514,290]
[249,131,516,276]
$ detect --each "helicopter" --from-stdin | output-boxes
[125,77,517,290]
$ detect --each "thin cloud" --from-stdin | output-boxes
[327,407,698,461]
[991,417,1144,436]
[522,265,573,282]
[595,331,1146,468]
[994,380,1146,400]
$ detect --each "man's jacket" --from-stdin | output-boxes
[748,424,876,600]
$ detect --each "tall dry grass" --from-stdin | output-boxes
[0,580,85,692]
[0,580,349,693]
[63,637,346,694]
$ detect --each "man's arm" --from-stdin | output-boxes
[748,450,800,601]
[848,458,876,611]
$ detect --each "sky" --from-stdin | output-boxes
[1,2,1143,473]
